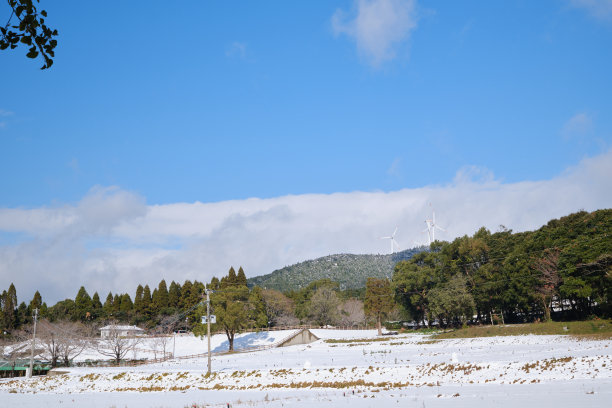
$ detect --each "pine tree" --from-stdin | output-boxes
[17,302,29,326]
[151,288,159,312]
[29,291,42,311]
[103,292,114,317]
[134,284,144,314]
[157,279,169,309]
[120,294,133,313]
[211,269,250,351]
[180,280,193,310]
[40,302,48,317]
[237,267,248,287]
[113,294,121,313]
[221,267,237,288]
[91,292,103,319]
[75,286,93,320]
[168,281,181,308]
[2,284,18,330]
[248,286,268,328]
[0,292,4,329]
[364,278,394,335]
[142,285,152,316]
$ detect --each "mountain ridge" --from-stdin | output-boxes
[247,247,427,292]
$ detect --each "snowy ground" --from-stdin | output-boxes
[1,330,301,363]
[1,330,611,407]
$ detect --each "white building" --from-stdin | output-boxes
[99,325,145,338]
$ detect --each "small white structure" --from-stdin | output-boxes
[201,315,216,324]
[99,325,144,338]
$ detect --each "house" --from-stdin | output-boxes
[99,325,145,338]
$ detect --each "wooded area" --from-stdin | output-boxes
[1,209,610,340]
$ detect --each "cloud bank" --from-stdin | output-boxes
[1,150,611,304]
[570,0,612,21]
[332,0,418,66]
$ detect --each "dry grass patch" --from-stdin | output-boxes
[435,319,611,339]
[324,337,389,344]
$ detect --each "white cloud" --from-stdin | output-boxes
[0,109,14,117]
[225,42,248,59]
[332,0,418,67]
[570,0,612,21]
[386,157,402,178]
[1,151,612,304]
[562,112,594,139]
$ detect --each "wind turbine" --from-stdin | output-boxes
[381,227,401,254]
[423,207,445,245]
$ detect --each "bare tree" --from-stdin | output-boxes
[534,248,561,321]
[38,320,89,367]
[339,298,365,326]
[150,335,171,360]
[37,321,61,367]
[96,324,141,364]
[309,287,340,326]
[261,289,297,327]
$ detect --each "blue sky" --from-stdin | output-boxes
[1,1,611,302]
[1,0,610,207]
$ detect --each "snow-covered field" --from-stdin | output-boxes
[2,330,611,407]
[71,330,301,362]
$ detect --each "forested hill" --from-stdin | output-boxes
[247,247,426,292]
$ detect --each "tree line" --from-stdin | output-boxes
[2,209,610,345]
[1,267,380,341]
[392,209,611,327]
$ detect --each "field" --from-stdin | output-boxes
[434,319,612,339]
[1,329,611,407]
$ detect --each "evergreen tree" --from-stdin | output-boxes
[29,291,42,311]
[209,277,220,290]
[113,294,121,313]
[103,292,114,317]
[2,284,18,330]
[168,281,181,308]
[156,279,169,309]
[40,302,48,318]
[221,267,238,288]
[0,291,4,330]
[17,302,29,326]
[211,273,250,351]
[248,286,268,328]
[120,293,133,313]
[134,284,144,314]
[151,288,159,311]
[180,280,193,310]
[74,286,93,320]
[46,299,75,322]
[142,285,152,316]
[364,278,394,335]
[427,274,475,326]
[237,267,248,287]
[91,292,103,319]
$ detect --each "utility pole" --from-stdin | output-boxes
[206,286,212,375]
[27,308,38,378]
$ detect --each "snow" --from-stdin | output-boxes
[1,331,611,407]
[46,330,302,362]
